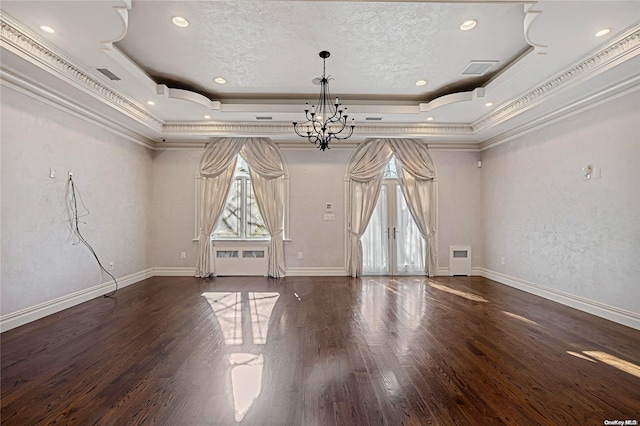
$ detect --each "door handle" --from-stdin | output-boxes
[393,227,397,240]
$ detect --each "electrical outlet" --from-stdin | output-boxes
[181,252,186,259]
[500,257,505,265]
[297,252,303,259]
[109,262,114,271]
[49,167,55,178]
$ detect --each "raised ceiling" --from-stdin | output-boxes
[1,1,639,149]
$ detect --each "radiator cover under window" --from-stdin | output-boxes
[213,243,269,276]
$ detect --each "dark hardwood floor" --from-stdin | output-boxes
[1,275,639,425]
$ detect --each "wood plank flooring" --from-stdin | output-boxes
[1,276,639,425]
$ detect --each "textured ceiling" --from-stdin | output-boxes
[116,1,528,100]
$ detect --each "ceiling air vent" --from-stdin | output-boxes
[365,117,382,121]
[256,116,272,120]
[460,61,498,76]
[96,68,121,81]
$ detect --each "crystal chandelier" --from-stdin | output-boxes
[292,51,355,150]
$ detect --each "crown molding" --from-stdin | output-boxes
[0,13,163,132]
[1,66,155,149]
[479,72,640,151]
[474,24,640,132]
[161,122,473,137]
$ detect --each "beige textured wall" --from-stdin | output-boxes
[283,148,352,269]
[480,91,640,313]
[149,145,483,274]
[1,87,153,314]
[150,149,202,268]
[431,150,483,271]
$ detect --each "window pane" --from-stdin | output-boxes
[236,156,250,177]
[246,181,270,238]
[384,157,398,179]
[213,179,241,238]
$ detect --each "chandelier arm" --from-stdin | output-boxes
[292,124,311,139]
[332,125,355,141]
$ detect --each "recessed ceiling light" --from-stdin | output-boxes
[426,117,434,121]
[204,115,211,119]
[147,101,156,105]
[214,77,226,84]
[460,20,477,31]
[595,28,611,37]
[172,16,189,27]
[40,25,55,33]
[415,79,427,86]
[485,102,493,107]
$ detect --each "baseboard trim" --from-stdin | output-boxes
[478,268,640,330]
[153,267,196,277]
[285,267,348,276]
[0,268,154,333]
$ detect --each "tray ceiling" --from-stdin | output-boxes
[1,1,639,148]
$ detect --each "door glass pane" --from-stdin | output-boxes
[395,186,425,274]
[213,179,242,238]
[246,181,270,238]
[362,186,389,274]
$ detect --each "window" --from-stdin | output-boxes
[213,156,270,240]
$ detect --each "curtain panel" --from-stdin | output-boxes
[347,138,438,277]
[196,137,287,278]
[241,140,287,278]
[346,139,393,277]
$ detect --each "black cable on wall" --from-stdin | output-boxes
[66,174,118,297]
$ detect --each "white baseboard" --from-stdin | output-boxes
[286,267,348,276]
[0,268,154,333]
[153,267,196,276]
[437,267,449,276]
[479,268,640,330]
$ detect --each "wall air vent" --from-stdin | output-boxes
[460,61,498,76]
[96,68,121,81]
[256,116,273,120]
[365,117,383,121]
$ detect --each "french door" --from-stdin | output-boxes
[361,182,426,275]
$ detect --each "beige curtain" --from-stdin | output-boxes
[346,139,393,277]
[388,139,438,276]
[241,139,286,278]
[196,137,287,278]
[195,138,244,277]
[346,138,438,277]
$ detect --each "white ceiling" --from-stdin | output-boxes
[1,1,639,149]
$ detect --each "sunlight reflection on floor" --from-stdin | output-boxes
[202,291,280,421]
[229,353,264,422]
[429,282,488,303]
[501,310,539,326]
[583,351,640,378]
[567,350,640,378]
